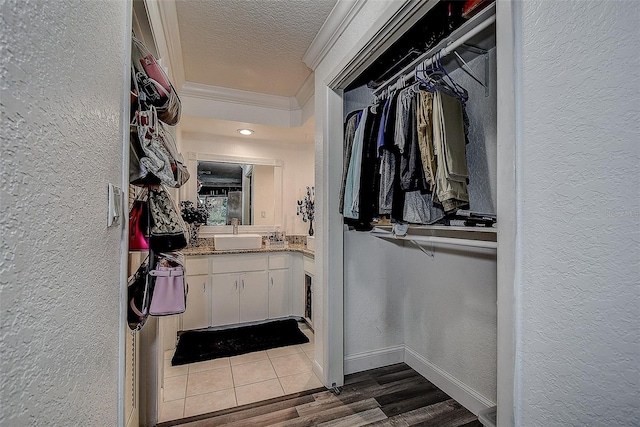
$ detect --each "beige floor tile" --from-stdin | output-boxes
[278,371,324,395]
[304,350,315,361]
[230,350,268,366]
[165,349,174,360]
[158,398,184,422]
[300,342,314,354]
[164,358,189,378]
[188,357,230,374]
[266,345,303,359]
[186,366,234,397]
[184,388,237,417]
[163,375,188,402]
[235,379,284,406]
[270,352,313,377]
[231,359,277,386]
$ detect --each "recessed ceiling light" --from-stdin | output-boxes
[237,129,254,136]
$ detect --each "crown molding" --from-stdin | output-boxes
[144,0,185,90]
[181,82,295,111]
[295,73,315,109]
[302,0,367,71]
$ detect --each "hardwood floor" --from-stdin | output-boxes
[157,363,482,427]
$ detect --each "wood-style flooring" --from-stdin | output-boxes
[157,363,482,427]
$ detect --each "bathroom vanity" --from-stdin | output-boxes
[179,246,313,332]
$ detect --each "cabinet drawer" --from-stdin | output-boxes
[211,254,268,274]
[268,254,289,270]
[186,257,209,275]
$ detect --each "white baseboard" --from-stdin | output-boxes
[404,346,495,416]
[312,359,324,386]
[343,345,405,375]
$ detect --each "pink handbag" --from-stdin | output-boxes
[149,266,187,316]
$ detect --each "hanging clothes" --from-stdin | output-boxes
[432,90,469,212]
[417,91,437,192]
[343,108,368,219]
[339,110,362,214]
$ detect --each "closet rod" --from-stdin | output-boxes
[373,13,496,97]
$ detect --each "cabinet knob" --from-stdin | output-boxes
[270,277,274,288]
[235,280,238,290]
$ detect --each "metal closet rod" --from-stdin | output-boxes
[373,13,497,97]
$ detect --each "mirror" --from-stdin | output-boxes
[185,153,283,235]
[197,161,275,226]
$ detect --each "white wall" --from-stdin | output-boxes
[515,1,640,425]
[0,0,129,425]
[253,165,275,226]
[181,131,314,235]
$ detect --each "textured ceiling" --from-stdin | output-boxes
[180,115,314,144]
[176,0,338,97]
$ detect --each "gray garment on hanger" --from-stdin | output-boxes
[339,113,360,214]
[403,190,445,224]
[378,147,395,215]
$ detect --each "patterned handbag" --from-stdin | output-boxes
[131,36,181,125]
[132,107,190,188]
[148,186,188,252]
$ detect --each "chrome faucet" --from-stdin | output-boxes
[231,217,239,235]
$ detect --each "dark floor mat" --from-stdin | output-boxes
[171,318,309,366]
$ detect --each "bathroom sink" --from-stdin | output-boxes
[214,234,262,250]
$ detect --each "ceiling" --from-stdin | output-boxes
[180,115,314,144]
[175,0,338,98]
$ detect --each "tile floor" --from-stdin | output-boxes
[159,323,321,422]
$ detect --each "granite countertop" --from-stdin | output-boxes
[182,243,314,258]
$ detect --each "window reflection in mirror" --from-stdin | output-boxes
[197,161,252,226]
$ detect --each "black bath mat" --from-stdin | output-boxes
[171,318,310,366]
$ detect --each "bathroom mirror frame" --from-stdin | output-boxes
[183,152,283,236]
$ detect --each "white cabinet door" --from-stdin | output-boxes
[182,274,209,331]
[211,273,240,327]
[239,271,268,323]
[268,269,289,319]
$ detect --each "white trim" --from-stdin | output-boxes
[295,73,316,111]
[326,0,440,89]
[302,0,368,70]
[181,82,295,111]
[404,346,495,416]
[344,346,405,375]
[144,0,185,89]
[312,359,324,385]
[496,1,518,425]
[120,4,134,427]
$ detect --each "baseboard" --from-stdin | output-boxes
[404,346,495,415]
[343,346,405,375]
[312,359,324,385]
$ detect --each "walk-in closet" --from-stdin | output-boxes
[319,0,502,421]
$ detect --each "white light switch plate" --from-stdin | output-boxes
[107,183,123,227]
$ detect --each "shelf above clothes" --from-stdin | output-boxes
[370,225,497,250]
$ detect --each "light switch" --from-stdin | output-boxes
[107,183,123,227]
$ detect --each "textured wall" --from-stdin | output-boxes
[516,1,640,425]
[343,231,404,356]
[1,0,128,425]
[400,244,497,402]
